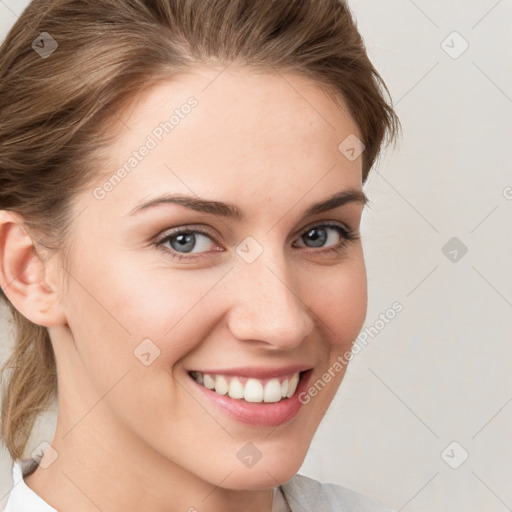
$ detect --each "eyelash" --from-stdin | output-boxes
[154,223,360,262]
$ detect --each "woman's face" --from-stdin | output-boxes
[51,66,367,489]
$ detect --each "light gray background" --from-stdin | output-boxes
[1,1,511,510]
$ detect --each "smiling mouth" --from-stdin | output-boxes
[188,370,305,403]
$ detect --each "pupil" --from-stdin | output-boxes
[171,233,195,253]
[305,228,326,248]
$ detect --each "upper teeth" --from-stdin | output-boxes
[190,371,300,403]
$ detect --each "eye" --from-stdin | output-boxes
[292,223,359,254]
[155,227,220,261]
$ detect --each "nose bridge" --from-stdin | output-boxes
[228,241,314,347]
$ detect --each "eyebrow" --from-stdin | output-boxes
[127,188,368,220]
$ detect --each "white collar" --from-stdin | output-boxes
[4,459,56,511]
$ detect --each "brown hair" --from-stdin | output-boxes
[0,0,400,461]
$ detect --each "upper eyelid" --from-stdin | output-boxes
[156,224,218,243]
[296,219,350,234]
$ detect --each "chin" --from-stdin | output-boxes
[220,452,306,490]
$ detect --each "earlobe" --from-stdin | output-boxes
[0,210,67,327]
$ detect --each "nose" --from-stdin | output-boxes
[226,248,314,350]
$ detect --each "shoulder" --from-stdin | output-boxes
[281,473,395,512]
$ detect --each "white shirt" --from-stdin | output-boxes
[3,458,395,511]
[4,460,55,511]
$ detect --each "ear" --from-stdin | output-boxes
[0,210,67,327]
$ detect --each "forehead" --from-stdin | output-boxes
[84,66,363,218]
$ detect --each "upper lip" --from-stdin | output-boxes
[187,364,313,380]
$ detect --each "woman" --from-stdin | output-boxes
[0,0,400,510]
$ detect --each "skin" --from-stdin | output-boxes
[0,66,368,512]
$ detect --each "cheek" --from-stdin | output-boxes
[63,249,231,383]
[60,255,231,438]
[306,253,367,349]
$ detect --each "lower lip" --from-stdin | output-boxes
[189,370,312,427]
